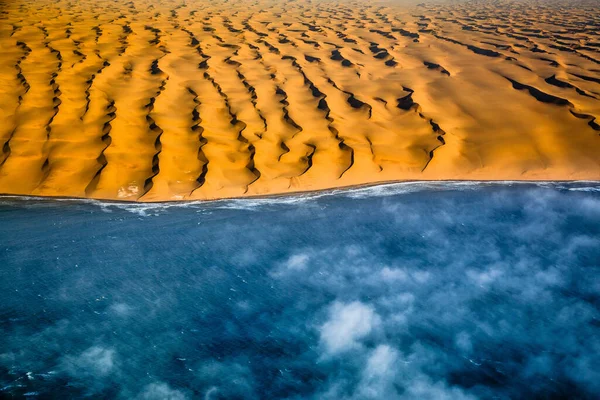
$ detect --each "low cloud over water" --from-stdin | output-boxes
[1,183,599,399]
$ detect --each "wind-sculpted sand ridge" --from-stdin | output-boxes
[0,0,599,201]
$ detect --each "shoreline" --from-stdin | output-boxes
[1,179,599,205]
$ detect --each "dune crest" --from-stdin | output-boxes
[0,0,599,201]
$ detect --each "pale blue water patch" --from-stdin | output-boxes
[0,182,599,399]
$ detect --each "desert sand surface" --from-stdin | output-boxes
[0,0,599,201]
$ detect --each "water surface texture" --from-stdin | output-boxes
[1,183,599,399]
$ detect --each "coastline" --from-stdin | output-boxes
[1,179,599,206]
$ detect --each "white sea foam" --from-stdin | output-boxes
[0,181,598,215]
[563,186,600,192]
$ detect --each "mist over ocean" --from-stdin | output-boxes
[1,183,599,399]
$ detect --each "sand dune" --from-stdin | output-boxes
[0,0,599,201]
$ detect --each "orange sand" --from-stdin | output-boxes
[0,0,599,201]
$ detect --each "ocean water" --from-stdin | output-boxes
[0,182,599,399]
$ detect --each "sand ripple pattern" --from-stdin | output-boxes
[0,0,599,201]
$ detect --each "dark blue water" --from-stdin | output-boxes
[1,182,599,399]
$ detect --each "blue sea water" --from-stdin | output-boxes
[0,182,599,399]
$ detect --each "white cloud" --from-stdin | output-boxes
[411,270,431,283]
[196,360,257,398]
[319,301,381,355]
[580,197,600,215]
[204,386,218,400]
[364,344,398,379]
[357,345,399,399]
[109,303,133,317]
[270,252,311,277]
[285,253,310,271]
[61,346,116,378]
[136,382,187,400]
[466,265,503,287]
[404,377,477,400]
[380,267,408,281]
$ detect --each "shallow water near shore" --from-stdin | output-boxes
[1,182,599,399]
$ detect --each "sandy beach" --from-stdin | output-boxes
[0,0,599,201]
